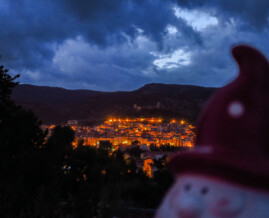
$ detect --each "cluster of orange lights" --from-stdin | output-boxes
[69,117,194,149]
[107,118,185,124]
[108,118,162,122]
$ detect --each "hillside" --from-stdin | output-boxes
[11,83,217,124]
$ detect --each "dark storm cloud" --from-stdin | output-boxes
[0,0,77,70]
[0,0,201,75]
[0,0,268,90]
[61,0,203,47]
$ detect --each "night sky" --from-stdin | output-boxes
[0,0,268,91]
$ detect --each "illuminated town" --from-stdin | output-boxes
[43,118,195,148]
[42,118,195,177]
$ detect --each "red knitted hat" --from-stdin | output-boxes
[169,45,269,191]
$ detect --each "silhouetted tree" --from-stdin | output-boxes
[131,140,141,146]
[126,145,145,158]
[77,138,84,148]
[99,140,112,151]
[46,125,74,153]
[0,65,47,156]
[153,156,174,204]
[150,143,160,151]
[0,65,50,217]
[0,65,19,104]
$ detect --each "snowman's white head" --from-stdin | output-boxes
[156,174,269,218]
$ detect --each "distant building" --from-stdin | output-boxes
[134,104,142,111]
[68,120,78,125]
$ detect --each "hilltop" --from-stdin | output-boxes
[11,83,217,124]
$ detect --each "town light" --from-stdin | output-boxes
[63,117,194,151]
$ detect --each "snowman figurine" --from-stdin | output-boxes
[156,45,269,218]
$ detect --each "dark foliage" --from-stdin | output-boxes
[0,66,47,155]
[46,125,74,153]
[0,65,174,217]
[0,65,19,103]
[126,145,145,158]
[150,143,190,152]
[99,140,113,151]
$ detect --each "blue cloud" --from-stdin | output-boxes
[0,0,268,91]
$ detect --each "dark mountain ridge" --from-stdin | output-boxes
[11,83,217,124]
[12,84,106,108]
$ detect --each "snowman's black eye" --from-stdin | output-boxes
[184,183,191,192]
[201,187,209,195]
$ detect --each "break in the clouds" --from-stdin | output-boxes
[0,0,268,91]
